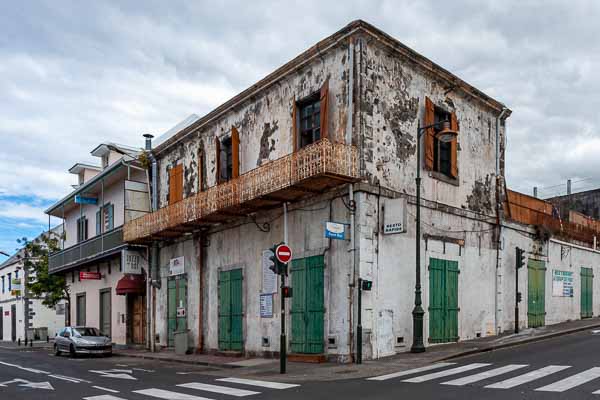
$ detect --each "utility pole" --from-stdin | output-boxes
[357,278,362,364]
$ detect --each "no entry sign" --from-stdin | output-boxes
[275,244,292,264]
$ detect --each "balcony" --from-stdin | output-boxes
[49,226,125,274]
[124,139,359,243]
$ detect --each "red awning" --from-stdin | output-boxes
[115,274,146,296]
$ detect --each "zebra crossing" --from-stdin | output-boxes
[367,361,600,394]
[83,377,300,400]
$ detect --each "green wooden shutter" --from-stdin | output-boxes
[581,267,594,318]
[445,260,459,341]
[230,269,243,351]
[218,270,231,350]
[527,260,546,328]
[428,258,445,343]
[167,278,177,347]
[306,256,325,354]
[291,258,306,353]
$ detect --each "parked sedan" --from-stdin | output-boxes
[54,326,112,357]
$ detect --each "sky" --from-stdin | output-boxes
[2,0,600,257]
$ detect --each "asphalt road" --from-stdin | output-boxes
[2,330,600,399]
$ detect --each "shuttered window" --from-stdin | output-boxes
[216,127,240,184]
[293,79,329,151]
[424,96,459,179]
[168,163,183,204]
[77,217,88,243]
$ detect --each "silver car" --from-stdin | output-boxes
[54,326,112,357]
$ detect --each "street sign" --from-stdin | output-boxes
[325,221,346,240]
[275,244,292,264]
[122,249,142,275]
[74,195,98,205]
[79,271,101,280]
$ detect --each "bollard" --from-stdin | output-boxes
[18,338,21,346]
[30,340,33,348]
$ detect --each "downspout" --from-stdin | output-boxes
[346,39,357,362]
[143,134,160,352]
[494,108,509,335]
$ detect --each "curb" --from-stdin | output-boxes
[112,351,243,369]
[437,322,600,362]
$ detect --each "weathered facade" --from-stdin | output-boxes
[123,20,600,362]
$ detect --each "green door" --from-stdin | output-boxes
[291,256,325,354]
[167,275,187,347]
[218,269,243,351]
[428,258,459,343]
[527,259,546,328]
[581,267,594,319]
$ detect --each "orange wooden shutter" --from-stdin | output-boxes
[320,79,329,140]
[424,97,435,170]
[231,126,240,178]
[169,164,183,204]
[292,97,298,152]
[450,112,459,178]
[215,136,221,185]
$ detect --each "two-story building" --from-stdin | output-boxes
[45,142,150,347]
[0,227,65,342]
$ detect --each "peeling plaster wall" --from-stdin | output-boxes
[358,37,504,216]
[156,42,351,208]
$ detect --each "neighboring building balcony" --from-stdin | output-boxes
[124,139,359,243]
[49,226,125,274]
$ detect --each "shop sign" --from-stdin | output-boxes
[383,198,407,234]
[552,270,574,297]
[169,256,185,276]
[122,249,142,275]
[80,271,101,280]
[325,221,346,240]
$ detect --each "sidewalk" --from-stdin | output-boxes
[0,340,54,351]
[115,317,600,382]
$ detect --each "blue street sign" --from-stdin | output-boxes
[325,221,346,240]
[75,195,98,205]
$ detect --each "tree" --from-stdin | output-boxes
[17,232,70,312]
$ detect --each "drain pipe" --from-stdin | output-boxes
[494,108,509,335]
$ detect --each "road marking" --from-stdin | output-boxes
[486,365,572,389]
[90,370,137,380]
[402,363,492,383]
[48,374,91,383]
[134,388,214,399]
[84,395,127,400]
[536,367,600,392]
[92,386,120,393]
[442,364,528,386]
[0,378,54,390]
[0,361,50,374]
[216,377,300,389]
[133,368,155,372]
[367,363,456,381]
[178,382,260,396]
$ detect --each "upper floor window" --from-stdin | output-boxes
[220,137,233,182]
[293,79,329,151]
[96,203,114,235]
[1,276,4,294]
[7,273,11,291]
[15,270,19,279]
[424,96,459,180]
[77,216,89,243]
[215,126,240,185]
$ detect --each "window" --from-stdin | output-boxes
[1,276,4,293]
[77,217,88,243]
[7,273,11,291]
[424,97,459,180]
[96,204,114,235]
[220,137,233,182]
[298,94,321,148]
[215,127,240,184]
[14,270,18,279]
[168,164,183,204]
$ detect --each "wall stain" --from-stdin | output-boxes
[467,175,493,214]
[257,121,279,166]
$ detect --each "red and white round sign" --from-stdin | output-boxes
[275,244,292,264]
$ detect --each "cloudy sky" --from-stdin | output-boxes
[1,0,600,256]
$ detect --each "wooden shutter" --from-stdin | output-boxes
[231,126,240,178]
[424,97,435,170]
[215,136,221,185]
[320,79,329,141]
[292,98,298,152]
[450,112,459,178]
[169,164,183,204]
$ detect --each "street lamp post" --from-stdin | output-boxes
[411,118,457,354]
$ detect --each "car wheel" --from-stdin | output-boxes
[69,344,77,358]
[54,344,61,356]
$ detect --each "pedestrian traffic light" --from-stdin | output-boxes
[282,286,293,298]
[516,247,527,270]
[361,279,373,291]
[516,291,522,303]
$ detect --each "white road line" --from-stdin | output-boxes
[402,363,492,383]
[92,386,119,393]
[0,361,50,374]
[536,367,600,392]
[178,382,260,397]
[485,365,572,389]
[367,363,456,381]
[83,395,127,400]
[442,364,528,386]
[216,377,300,389]
[48,374,82,383]
[134,388,214,400]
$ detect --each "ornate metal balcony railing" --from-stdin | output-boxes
[124,139,359,242]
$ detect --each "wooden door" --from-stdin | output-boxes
[218,269,243,351]
[167,275,187,347]
[428,258,459,343]
[527,259,546,328]
[581,267,594,319]
[132,295,146,344]
[99,289,111,337]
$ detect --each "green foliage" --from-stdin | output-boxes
[16,232,69,308]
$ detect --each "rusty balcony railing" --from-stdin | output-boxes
[124,139,359,242]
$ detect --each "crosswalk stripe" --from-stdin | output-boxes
[535,367,600,392]
[402,363,491,383]
[178,382,260,397]
[134,388,214,400]
[216,377,300,389]
[441,364,528,386]
[485,365,571,389]
[92,386,120,393]
[367,363,456,381]
[83,395,127,400]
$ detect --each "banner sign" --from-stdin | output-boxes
[552,270,574,297]
[74,195,98,205]
[80,271,101,280]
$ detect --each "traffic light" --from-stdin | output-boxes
[282,286,293,298]
[516,291,522,303]
[516,247,527,270]
[268,244,279,275]
[361,280,373,291]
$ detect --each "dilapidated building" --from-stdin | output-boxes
[123,20,600,362]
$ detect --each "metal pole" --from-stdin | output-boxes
[411,122,425,353]
[357,278,362,364]
[281,202,288,374]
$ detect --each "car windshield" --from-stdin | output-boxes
[73,327,101,337]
